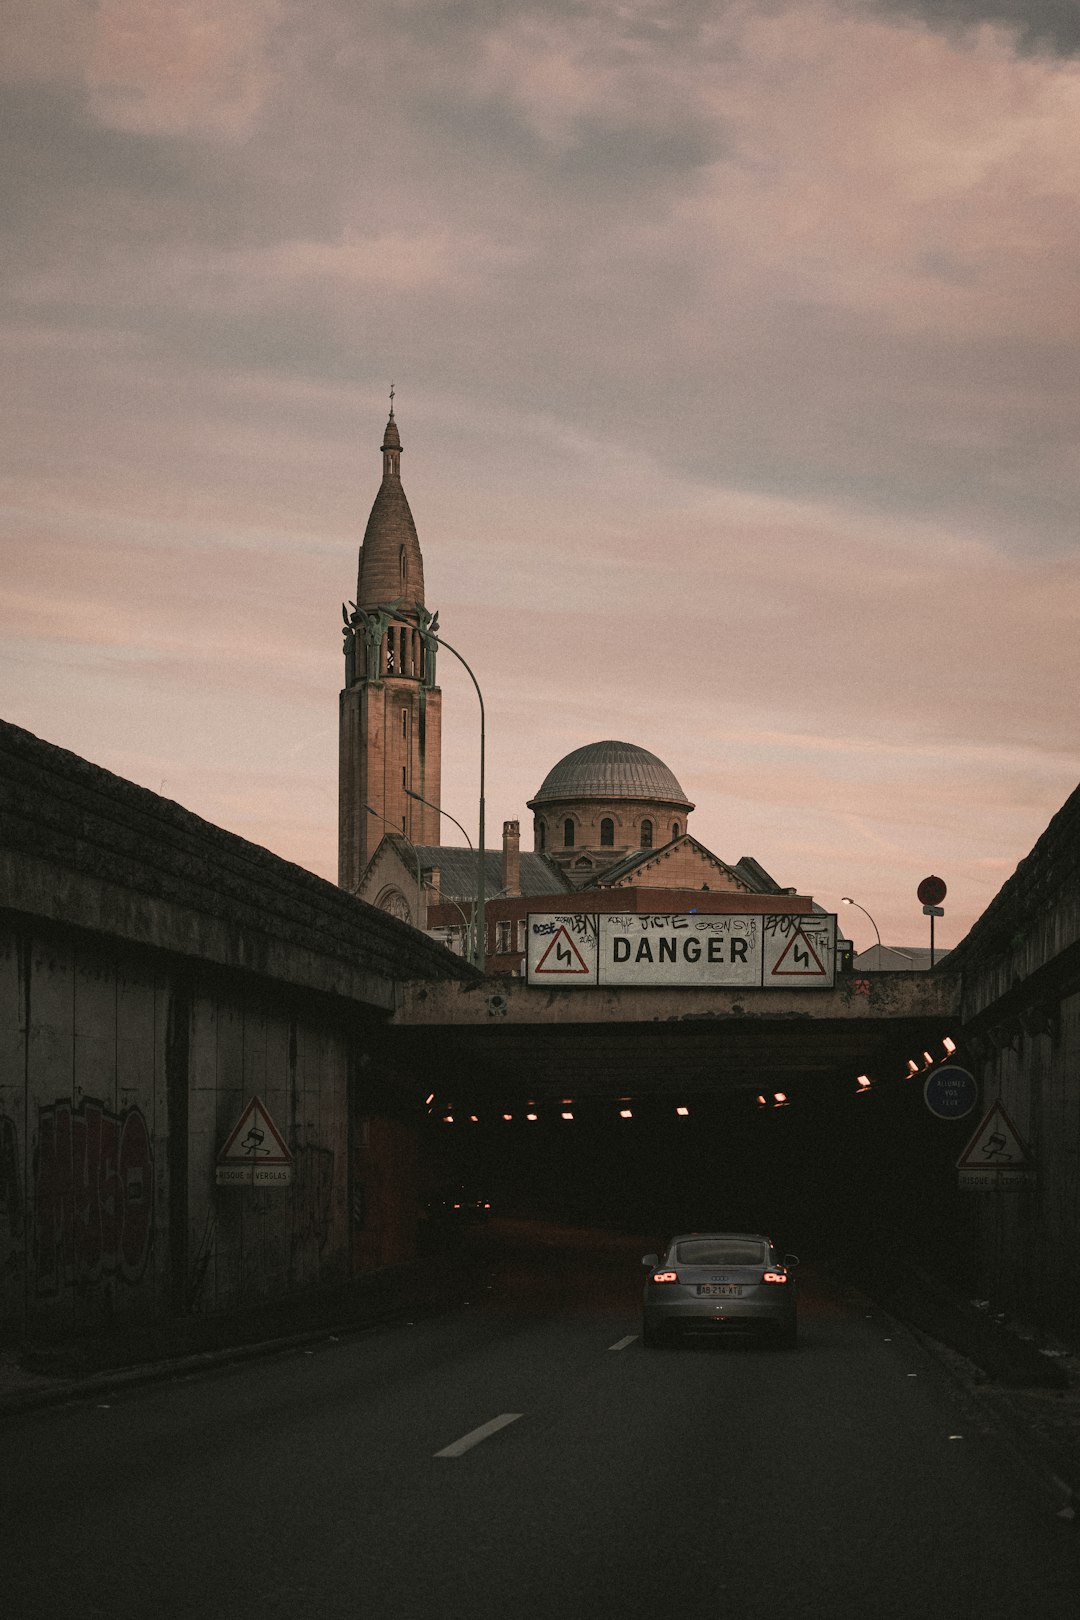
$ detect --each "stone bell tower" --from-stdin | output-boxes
[338,400,442,894]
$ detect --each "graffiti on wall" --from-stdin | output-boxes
[33,1096,154,1295]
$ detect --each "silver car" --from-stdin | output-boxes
[642,1232,798,1347]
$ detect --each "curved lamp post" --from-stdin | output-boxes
[352,599,487,971]
[365,804,423,922]
[841,897,882,957]
[410,607,486,972]
[404,787,473,849]
[364,805,472,953]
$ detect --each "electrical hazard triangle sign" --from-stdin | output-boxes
[768,928,828,978]
[534,926,593,976]
[216,1096,293,1187]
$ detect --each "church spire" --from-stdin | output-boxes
[358,395,424,610]
[381,385,402,481]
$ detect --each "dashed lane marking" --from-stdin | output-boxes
[608,1336,638,1351]
[434,1413,523,1457]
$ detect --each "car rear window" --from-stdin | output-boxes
[674,1239,768,1267]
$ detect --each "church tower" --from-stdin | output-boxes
[338,403,442,893]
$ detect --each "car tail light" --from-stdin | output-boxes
[761,1271,788,1284]
[650,1271,678,1284]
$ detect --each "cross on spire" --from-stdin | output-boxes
[389,381,395,418]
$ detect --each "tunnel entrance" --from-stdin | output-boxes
[421,1074,977,1265]
[396,971,968,1265]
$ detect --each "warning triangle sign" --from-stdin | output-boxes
[769,928,827,978]
[534,926,592,976]
[956,1101,1031,1170]
[217,1096,293,1166]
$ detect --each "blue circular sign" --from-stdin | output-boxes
[924,1064,977,1120]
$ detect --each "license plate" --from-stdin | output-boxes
[699,1284,742,1297]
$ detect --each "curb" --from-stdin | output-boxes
[0,1259,485,1419]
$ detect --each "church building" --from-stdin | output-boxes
[341,407,815,969]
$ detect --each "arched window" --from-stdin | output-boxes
[563,818,575,848]
[640,819,653,848]
[600,817,615,847]
[672,822,680,840]
[536,820,546,850]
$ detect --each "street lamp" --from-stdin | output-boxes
[410,607,487,973]
[404,787,473,849]
[355,599,487,970]
[364,805,473,955]
[841,897,882,958]
[365,804,423,921]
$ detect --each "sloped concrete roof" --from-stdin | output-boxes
[0,719,473,999]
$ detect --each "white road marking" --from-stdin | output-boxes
[609,1335,638,1351]
[435,1413,523,1457]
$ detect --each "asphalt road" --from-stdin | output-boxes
[4,1225,1079,1620]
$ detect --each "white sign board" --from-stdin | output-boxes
[216,1096,293,1187]
[956,1100,1033,1190]
[526,913,836,989]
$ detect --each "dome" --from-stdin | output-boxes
[529,741,692,808]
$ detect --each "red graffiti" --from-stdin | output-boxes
[33,1098,153,1294]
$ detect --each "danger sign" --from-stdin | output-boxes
[526,914,836,989]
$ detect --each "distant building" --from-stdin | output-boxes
[340,409,832,971]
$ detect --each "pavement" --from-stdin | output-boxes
[2,1229,1078,1523]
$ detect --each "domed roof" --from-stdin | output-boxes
[529,741,692,807]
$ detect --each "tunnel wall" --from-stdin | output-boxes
[948,781,1080,1337]
[0,719,471,1344]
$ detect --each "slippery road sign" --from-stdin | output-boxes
[216,1096,293,1186]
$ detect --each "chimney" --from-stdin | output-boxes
[502,820,521,897]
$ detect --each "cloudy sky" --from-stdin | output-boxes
[3,0,1079,951]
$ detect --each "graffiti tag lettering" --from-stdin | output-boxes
[33,1097,154,1295]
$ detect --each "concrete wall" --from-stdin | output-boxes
[0,718,472,1343]
[0,916,367,1338]
[947,781,1080,1337]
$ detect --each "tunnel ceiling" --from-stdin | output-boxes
[389,1009,958,1105]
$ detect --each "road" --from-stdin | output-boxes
[4,1224,1079,1620]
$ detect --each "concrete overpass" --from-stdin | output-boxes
[392,972,962,1105]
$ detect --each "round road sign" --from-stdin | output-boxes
[924,1064,977,1120]
[917,875,947,907]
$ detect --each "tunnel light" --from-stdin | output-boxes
[526,1112,538,1122]
[943,1036,957,1055]
[561,1110,574,1121]
[907,1059,920,1076]
[469,1114,479,1123]
[502,1113,513,1122]
[922,1052,934,1069]
[676,1106,690,1117]
[772,1092,789,1107]
[424,1093,435,1106]
[442,1115,454,1124]
[756,1094,768,1108]
[619,1109,633,1119]
[857,1074,872,1090]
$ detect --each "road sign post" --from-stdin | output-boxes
[917,876,947,966]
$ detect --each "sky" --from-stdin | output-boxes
[3,0,1079,953]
